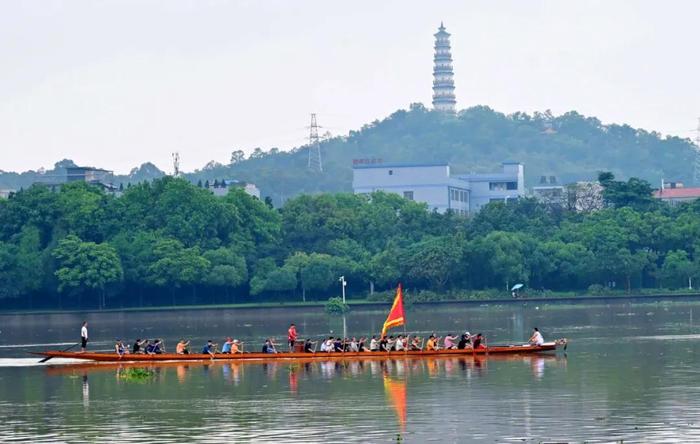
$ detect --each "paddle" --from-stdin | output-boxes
[38,342,79,363]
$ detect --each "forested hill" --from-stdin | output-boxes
[2,105,696,201]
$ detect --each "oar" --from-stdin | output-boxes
[38,342,79,363]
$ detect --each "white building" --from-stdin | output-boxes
[208,179,261,199]
[352,161,524,214]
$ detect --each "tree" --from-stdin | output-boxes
[203,248,248,301]
[660,250,699,289]
[230,150,245,164]
[52,235,123,309]
[402,236,461,290]
[598,172,656,211]
[147,238,210,305]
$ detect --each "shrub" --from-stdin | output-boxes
[325,297,349,315]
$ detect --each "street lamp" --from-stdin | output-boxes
[339,276,347,304]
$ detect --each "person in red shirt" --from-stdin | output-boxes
[287,323,298,352]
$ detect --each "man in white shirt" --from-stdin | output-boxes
[529,327,544,346]
[80,321,88,352]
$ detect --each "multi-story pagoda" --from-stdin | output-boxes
[432,22,457,113]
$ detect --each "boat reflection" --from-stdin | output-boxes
[46,354,565,384]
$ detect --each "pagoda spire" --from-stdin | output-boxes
[432,22,456,113]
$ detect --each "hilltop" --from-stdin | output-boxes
[2,105,696,202]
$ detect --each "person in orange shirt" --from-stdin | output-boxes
[425,335,439,351]
[230,339,243,354]
[287,323,298,351]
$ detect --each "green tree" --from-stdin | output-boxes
[660,250,698,289]
[52,235,123,309]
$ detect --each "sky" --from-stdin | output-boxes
[1,0,699,174]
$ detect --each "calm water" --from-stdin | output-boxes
[1,300,700,443]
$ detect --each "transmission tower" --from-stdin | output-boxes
[307,113,323,172]
[695,118,700,185]
[172,152,181,177]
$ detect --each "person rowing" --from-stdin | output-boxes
[472,333,486,349]
[303,339,317,353]
[221,337,234,354]
[444,333,458,350]
[230,339,243,354]
[262,338,277,354]
[528,327,544,346]
[202,340,217,357]
[115,339,128,356]
[457,333,471,350]
[176,339,190,354]
[320,337,334,352]
[369,336,379,352]
[409,336,422,351]
[132,338,147,354]
[425,334,440,351]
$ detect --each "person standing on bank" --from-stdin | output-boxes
[80,321,88,352]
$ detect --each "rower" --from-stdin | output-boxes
[262,338,277,354]
[425,335,438,351]
[115,339,128,356]
[528,327,544,346]
[444,333,458,350]
[457,334,470,350]
[221,337,234,354]
[202,340,217,357]
[369,336,379,352]
[472,333,486,349]
[231,339,243,354]
[333,337,344,352]
[395,335,406,352]
[176,339,190,354]
[132,338,147,354]
[357,337,367,352]
[303,339,316,353]
[320,337,334,352]
[409,336,422,351]
[145,340,157,354]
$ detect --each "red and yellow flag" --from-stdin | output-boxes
[381,284,405,337]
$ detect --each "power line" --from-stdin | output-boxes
[307,113,323,172]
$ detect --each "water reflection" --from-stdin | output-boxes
[81,373,89,408]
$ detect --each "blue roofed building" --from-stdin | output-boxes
[352,161,524,215]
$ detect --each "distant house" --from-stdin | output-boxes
[206,179,261,199]
[352,161,525,215]
[654,181,700,205]
[34,165,119,193]
[532,175,565,205]
[0,189,15,199]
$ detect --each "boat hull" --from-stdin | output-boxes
[35,342,560,363]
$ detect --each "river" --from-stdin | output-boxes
[1,299,699,442]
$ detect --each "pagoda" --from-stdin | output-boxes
[432,22,457,113]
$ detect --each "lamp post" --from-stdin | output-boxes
[339,276,347,304]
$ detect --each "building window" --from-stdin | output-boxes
[489,182,506,191]
[388,170,393,175]
[403,191,414,201]
[506,181,518,190]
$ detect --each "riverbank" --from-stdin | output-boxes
[1,291,699,316]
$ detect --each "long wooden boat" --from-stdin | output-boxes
[34,341,562,363]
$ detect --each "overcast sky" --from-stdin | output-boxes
[1,0,699,174]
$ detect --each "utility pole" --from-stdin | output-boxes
[172,152,181,177]
[307,113,323,172]
[694,118,700,185]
